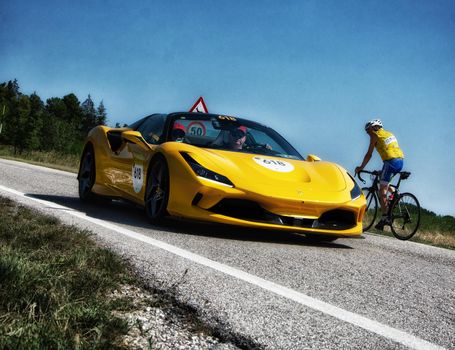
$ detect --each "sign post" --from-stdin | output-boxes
[189,97,208,113]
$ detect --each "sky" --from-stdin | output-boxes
[1,0,454,216]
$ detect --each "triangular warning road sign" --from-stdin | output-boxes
[189,97,208,113]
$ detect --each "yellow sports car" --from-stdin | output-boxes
[78,112,366,240]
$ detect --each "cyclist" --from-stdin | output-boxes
[355,119,404,230]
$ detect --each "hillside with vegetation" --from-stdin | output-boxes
[0,79,107,156]
[412,208,455,248]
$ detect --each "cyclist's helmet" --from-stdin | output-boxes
[364,119,383,131]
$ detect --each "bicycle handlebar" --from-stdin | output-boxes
[355,170,381,184]
[356,172,365,183]
[355,170,411,184]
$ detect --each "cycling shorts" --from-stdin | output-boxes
[381,158,404,183]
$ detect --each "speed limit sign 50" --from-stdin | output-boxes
[187,121,206,136]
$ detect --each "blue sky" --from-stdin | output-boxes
[1,0,454,216]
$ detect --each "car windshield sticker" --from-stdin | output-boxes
[253,156,294,172]
[132,162,144,193]
[217,115,237,121]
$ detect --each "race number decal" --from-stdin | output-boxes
[132,163,144,193]
[384,135,397,145]
[187,121,206,136]
[253,156,294,172]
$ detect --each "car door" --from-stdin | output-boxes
[115,114,167,203]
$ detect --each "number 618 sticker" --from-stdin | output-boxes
[132,163,144,193]
[253,156,294,172]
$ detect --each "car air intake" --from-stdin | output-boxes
[209,199,270,221]
[209,199,357,230]
[314,209,356,230]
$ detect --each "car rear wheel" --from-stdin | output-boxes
[145,156,169,223]
[78,146,96,201]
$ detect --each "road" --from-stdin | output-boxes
[0,158,454,350]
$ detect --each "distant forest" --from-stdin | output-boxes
[0,80,108,155]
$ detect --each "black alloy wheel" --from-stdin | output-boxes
[145,156,169,223]
[78,146,96,201]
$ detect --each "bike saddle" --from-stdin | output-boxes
[400,171,411,179]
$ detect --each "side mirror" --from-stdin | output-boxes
[306,154,321,162]
[121,130,143,143]
[121,130,152,151]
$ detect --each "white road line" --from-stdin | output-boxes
[0,184,446,350]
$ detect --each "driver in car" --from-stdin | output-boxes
[228,126,247,150]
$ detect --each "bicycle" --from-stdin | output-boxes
[357,170,421,240]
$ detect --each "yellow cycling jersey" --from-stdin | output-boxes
[373,128,404,161]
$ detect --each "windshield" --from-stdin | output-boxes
[169,114,303,160]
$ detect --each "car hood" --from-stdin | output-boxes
[183,147,350,201]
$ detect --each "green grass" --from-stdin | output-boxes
[0,145,79,173]
[0,196,229,349]
[419,207,455,233]
[404,208,455,249]
[365,207,455,249]
[0,196,137,349]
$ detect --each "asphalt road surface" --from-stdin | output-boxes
[1,158,454,350]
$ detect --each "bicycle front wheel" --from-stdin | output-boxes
[362,187,378,232]
[390,192,421,240]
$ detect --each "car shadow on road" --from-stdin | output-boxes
[27,193,358,249]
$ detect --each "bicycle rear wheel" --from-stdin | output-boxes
[390,192,421,240]
[362,187,378,232]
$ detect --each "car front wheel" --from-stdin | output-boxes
[145,156,169,223]
[78,146,96,201]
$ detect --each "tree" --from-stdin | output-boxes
[0,80,21,145]
[114,122,128,128]
[0,86,8,140]
[1,80,110,156]
[15,95,32,153]
[2,100,19,151]
[42,97,67,151]
[63,93,82,127]
[6,79,20,99]
[81,94,97,135]
[23,93,44,151]
[46,97,67,120]
[96,100,107,126]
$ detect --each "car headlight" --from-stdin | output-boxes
[348,173,361,200]
[180,152,234,187]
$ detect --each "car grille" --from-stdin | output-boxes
[207,198,356,230]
